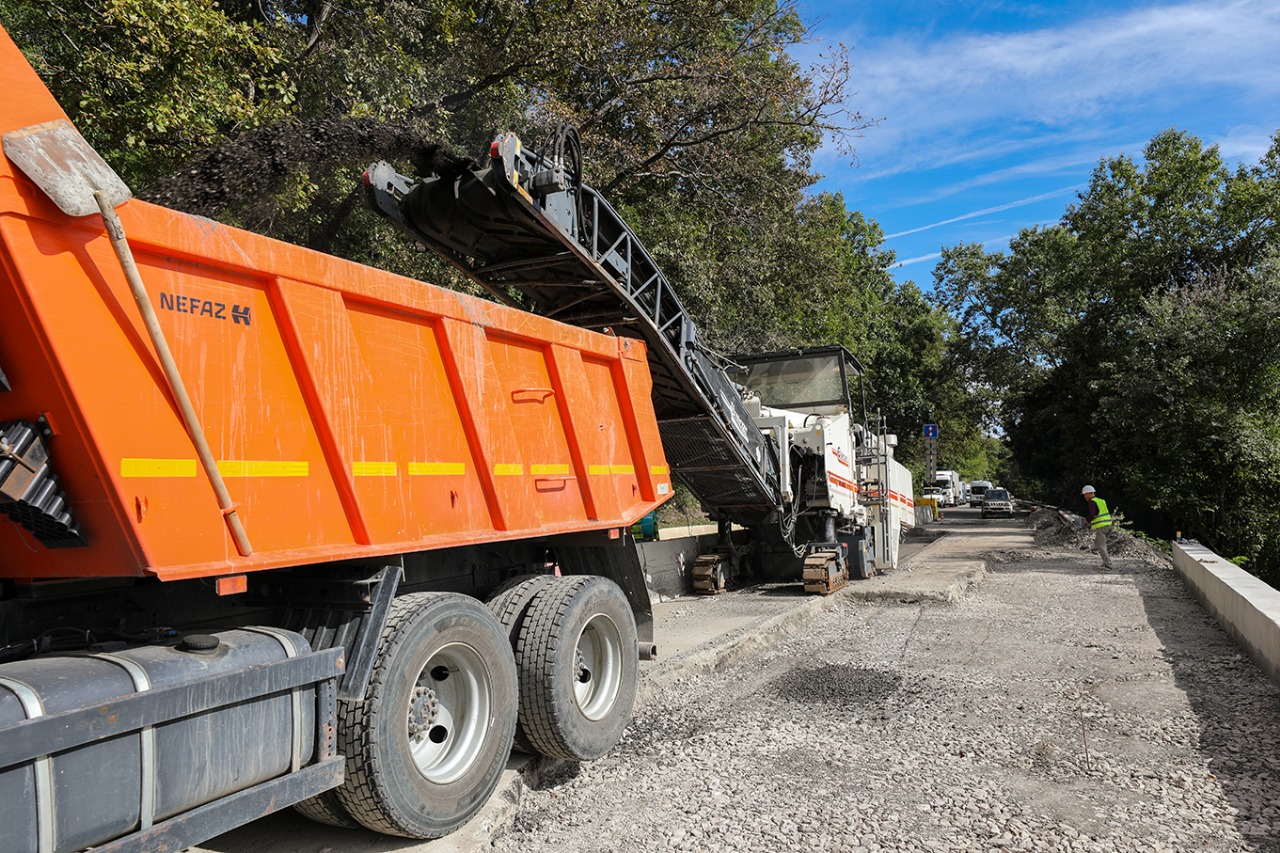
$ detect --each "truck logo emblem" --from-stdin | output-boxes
[159,292,252,327]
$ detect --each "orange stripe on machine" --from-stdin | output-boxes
[827,473,857,493]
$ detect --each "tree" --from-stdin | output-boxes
[1096,264,1280,579]
[1,0,294,184]
[935,127,1280,578]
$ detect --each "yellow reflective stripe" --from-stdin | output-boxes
[123,459,311,477]
[651,465,670,476]
[217,460,309,477]
[530,464,570,476]
[409,462,465,476]
[588,464,638,475]
[121,458,197,478]
[494,464,524,476]
[353,461,397,477]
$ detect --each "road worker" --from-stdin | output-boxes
[1081,485,1113,571]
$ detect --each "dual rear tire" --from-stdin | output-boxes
[493,575,638,761]
[298,576,637,839]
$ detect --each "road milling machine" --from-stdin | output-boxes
[365,126,915,596]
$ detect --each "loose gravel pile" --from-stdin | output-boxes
[1024,509,1168,564]
[493,523,1280,852]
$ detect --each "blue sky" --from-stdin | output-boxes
[797,0,1280,289]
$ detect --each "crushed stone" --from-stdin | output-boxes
[493,513,1279,853]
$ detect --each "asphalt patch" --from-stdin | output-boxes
[770,664,903,707]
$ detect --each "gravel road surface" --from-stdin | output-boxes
[196,509,1280,852]
[490,510,1280,852]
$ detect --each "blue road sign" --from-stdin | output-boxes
[923,424,939,439]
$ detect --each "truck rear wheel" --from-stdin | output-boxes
[515,576,637,761]
[486,574,558,753]
[335,592,517,839]
[486,574,558,645]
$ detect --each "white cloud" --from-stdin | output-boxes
[893,225,1059,269]
[895,251,942,268]
[815,0,1280,174]
[1212,125,1279,163]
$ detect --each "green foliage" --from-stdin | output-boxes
[1,0,294,184]
[935,127,1280,579]
[654,484,708,528]
[1097,263,1280,567]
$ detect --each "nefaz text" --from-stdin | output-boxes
[159,292,252,326]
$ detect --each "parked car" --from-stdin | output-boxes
[981,488,1014,519]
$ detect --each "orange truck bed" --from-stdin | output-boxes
[0,27,672,583]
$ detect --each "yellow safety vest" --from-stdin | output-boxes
[1089,497,1112,529]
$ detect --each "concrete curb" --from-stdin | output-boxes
[637,589,849,699]
[427,762,532,852]
[851,561,988,604]
[1173,542,1280,691]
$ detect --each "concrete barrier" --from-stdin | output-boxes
[916,498,939,526]
[1173,542,1280,689]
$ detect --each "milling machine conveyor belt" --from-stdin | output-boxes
[365,134,780,519]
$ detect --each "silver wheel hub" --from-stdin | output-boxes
[407,686,439,739]
[408,642,492,784]
[573,614,623,721]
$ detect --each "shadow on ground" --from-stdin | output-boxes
[1132,557,1280,851]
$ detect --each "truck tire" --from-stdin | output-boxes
[293,790,361,829]
[486,574,558,643]
[335,592,517,839]
[486,574,559,753]
[515,576,638,761]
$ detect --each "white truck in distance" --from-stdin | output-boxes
[932,470,963,507]
[969,480,993,507]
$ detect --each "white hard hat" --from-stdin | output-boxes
[1081,485,1096,494]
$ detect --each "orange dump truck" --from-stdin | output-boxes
[0,25,671,850]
